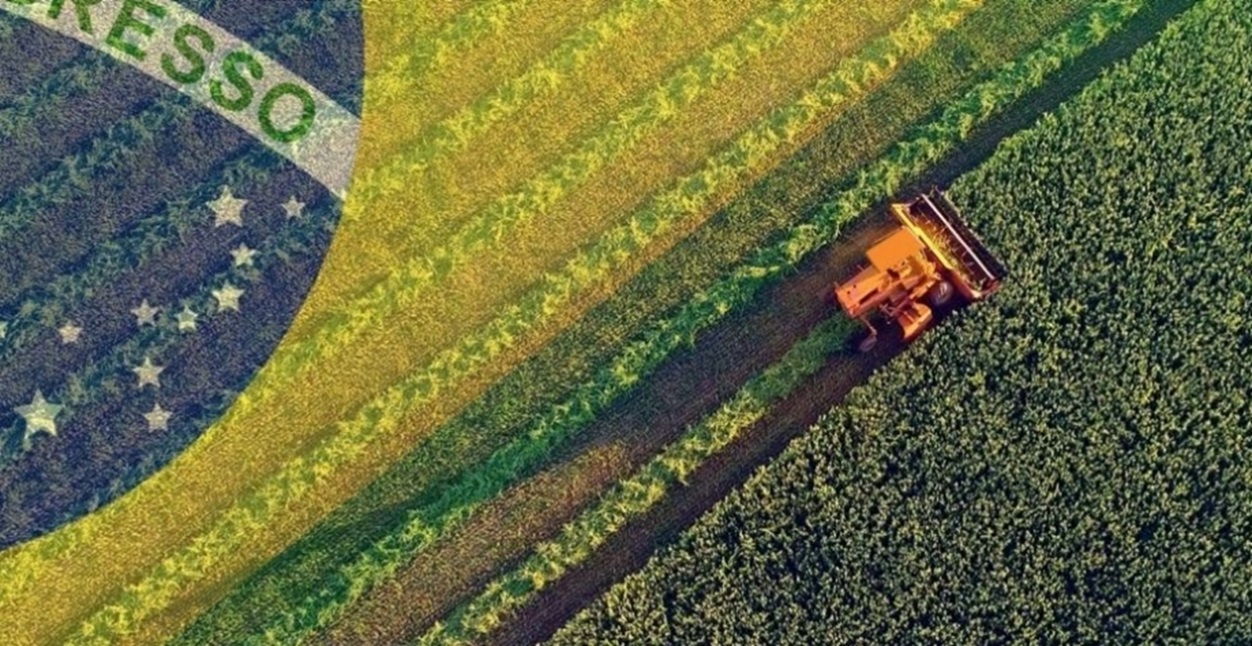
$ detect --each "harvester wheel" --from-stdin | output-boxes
[857,333,878,353]
[926,280,955,307]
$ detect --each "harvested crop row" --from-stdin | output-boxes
[554,0,1252,640]
[169,3,988,642]
[418,317,857,644]
[360,0,476,71]
[269,443,638,646]
[458,0,928,324]
[223,0,715,457]
[341,0,670,220]
[348,0,790,291]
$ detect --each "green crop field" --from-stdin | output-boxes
[553,0,1252,641]
[0,0,1239,642]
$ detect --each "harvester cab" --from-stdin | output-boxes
[834,188,1007,352]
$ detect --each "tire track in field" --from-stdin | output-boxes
[313,442,636,646]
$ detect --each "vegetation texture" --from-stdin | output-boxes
[181,0,1148,642]
[554,0,1252,642]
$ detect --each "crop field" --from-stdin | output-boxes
[0,0,1239,643]
[553,0,1252,641]
[177,1,1148,643]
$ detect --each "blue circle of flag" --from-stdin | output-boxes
[0,0,363,548]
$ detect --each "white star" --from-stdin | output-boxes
[282,196,306,220]
[131,300,161,327]
[132,356,165,389]
[0,321,8,340]
[213,283,244,312]
[15,390,62,439]
[209,186,247,227]
[143,402,173,431]
[58,322,83,344]
[230,243,258,268]
[176,306,199,332]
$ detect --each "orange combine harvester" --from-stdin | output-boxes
[834,188,1007,352]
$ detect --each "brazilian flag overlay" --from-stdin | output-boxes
[0,0,362,548]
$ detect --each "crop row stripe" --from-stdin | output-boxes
[0,147,275,364]
[0,192,337,474]
[0,99,188,244]
[342,0,669,211]
[53,1,988,643]
[223,0,838,450]
[364,0,537,107]
[0,0,359,193]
